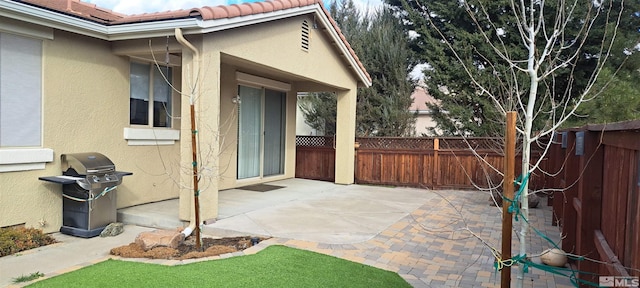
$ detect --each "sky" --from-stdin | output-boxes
[84,0,382,15]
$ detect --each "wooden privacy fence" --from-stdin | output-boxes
[295,136,547,190]
[355,137,506,189]
[295,136,335,182]
[547,120,640,283]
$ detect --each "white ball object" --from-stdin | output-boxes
[540,248,567,267]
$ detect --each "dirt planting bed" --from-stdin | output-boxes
[110,236,267,260]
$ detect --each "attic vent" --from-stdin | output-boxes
[301,20,310,51]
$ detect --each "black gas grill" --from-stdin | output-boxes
[40,153,131,238]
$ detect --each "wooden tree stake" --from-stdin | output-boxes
[501,111,516,288]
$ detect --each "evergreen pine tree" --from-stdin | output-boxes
[299,0,417,136]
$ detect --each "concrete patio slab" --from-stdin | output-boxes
[0,178,573,288]
[203,179,436,244]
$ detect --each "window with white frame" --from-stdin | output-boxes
[0,31,52,172]
[129,62,172,128]
[0,32,42,147]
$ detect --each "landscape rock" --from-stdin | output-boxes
[540,248,568,267]
[100,222,124,237]
[135,229,185,251]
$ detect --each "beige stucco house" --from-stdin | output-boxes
[409,81,439,136]
[0,0,370,233]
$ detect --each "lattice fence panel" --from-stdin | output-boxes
[356,137,435,150]
[296,136,334,148]
[439,137,503,151]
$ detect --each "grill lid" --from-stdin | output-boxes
[61,153,115,175]
[39,152,132,191]
[61,153,119,190]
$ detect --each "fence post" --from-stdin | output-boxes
[575,129,604,283]
[433,138,440,188]
[562,131,579,252]
[354,140,360,182]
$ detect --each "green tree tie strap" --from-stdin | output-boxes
[501,173,530,221]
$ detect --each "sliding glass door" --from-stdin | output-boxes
[237,85,286,179]
[237,86,262,179]
[263,89,286,176]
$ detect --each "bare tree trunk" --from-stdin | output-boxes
[517,138,531,288]
[516,23,538,287]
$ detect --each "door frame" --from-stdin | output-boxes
[236,83,288,180]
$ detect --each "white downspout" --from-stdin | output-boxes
[175,27,199,237]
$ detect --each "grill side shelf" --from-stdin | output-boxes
[39,176,81,185]
[39,172,132,185]
[115,171,133,177]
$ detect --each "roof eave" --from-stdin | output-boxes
[1,0,202,40]
[1,1,371,87]
[106,19,199,40]
[191,4,371,87]
[317,8,372,87]
[1,0,108,39]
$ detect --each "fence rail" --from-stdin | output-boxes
[295,136,547,190]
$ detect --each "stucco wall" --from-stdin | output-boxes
[178,39,220,222]
[415,114,438,136]
[212,15,358,91]
[0,29,181,232]
[210,15,359,190]
[217,63,240,190]
[1,12,362,230]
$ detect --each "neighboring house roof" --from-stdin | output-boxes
[409,83,439,114]
[6,0,371,86]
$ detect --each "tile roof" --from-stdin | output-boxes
[17,0,126,23]
[409,85,439,111]
[15,0,370,83]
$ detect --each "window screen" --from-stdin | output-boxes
[0,32,42,147]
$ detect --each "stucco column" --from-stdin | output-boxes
[334,89,357,184]
[178,41,220,223]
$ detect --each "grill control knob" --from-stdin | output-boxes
[92,175,100,182]
[105,175,111,181]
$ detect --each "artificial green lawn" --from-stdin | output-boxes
[27,245,411,288]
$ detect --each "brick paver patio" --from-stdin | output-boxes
[268,189,575,288]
